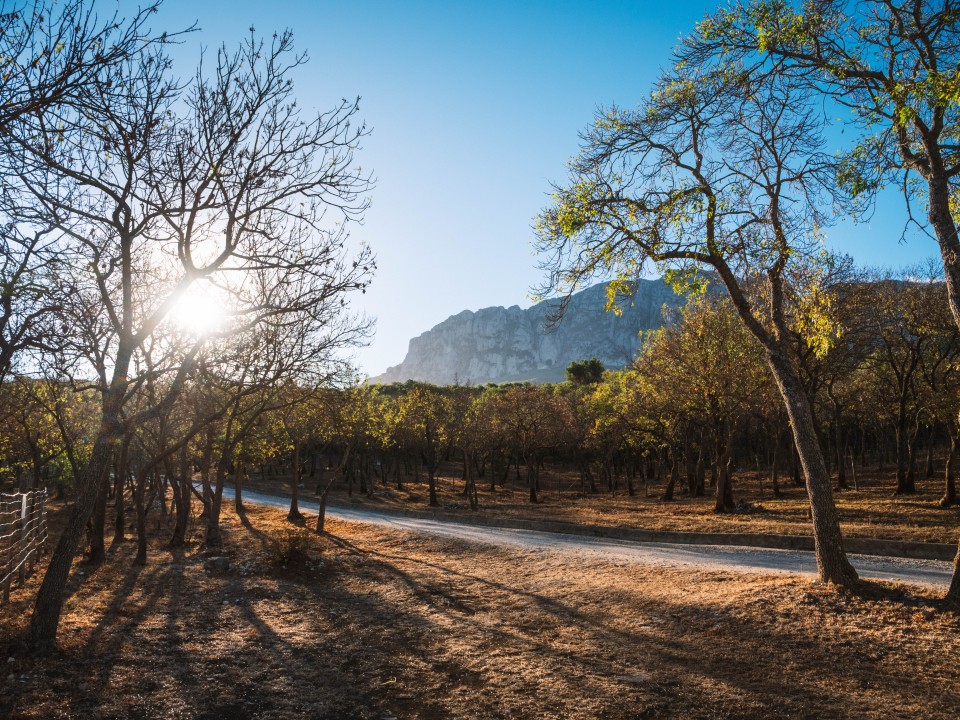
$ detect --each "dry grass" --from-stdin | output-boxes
[277,462,960,545]
[1,499,959,719]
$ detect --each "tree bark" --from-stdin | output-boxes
[791,442,803,487]
[234,458,245,514]
[766,350,858,587]
[926,171,960,333]
[316,485,329,533]
[427,468,438,507]
[940,430,958,507]
[87,471,109,564]
[169,448,191,548]
[133,469,149,566]
[527,460,539,504]
[288,439,303,521]
[770,422,782,498]
[27,410,118,652]
[112,441,128,544]
[713,421,735,513]
[662,449,679,501]
[205,456,229,548]
[833,405,847,489]
[947,541,960,607]
[465,451,479,510]
[894,393,916,494]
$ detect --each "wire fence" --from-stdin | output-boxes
[0,488,48,605]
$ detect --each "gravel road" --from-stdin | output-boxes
[228,486,956,590]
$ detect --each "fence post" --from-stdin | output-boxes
[18,493,27,584]
[0,490,48,606]
[2,497,13,603]
[26,491,36,574]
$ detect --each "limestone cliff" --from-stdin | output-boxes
[369,279,685,385]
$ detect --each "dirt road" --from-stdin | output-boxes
[229,487,955,589]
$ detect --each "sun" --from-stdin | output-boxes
[168,284,227,337]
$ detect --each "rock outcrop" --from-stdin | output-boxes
[369,279,685,385]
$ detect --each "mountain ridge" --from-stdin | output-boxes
[368,278,685,386]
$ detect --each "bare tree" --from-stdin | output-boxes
[5,24,373,651]
[0,1,179,382]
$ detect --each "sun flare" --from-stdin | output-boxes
[168,284,227,336]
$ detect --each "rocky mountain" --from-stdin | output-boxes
[369,278,686,385]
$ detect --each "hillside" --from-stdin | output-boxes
[369,279,685,385]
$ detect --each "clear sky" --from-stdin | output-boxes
[133,0,938,376]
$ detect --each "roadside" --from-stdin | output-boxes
[233,486,956,589]
[2,502,959,720]
[245,464,960,545]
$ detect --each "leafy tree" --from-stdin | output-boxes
[636,296,770,510]
[565,357,605,385]
[491,385,568,504]
[688,1,960,334]
[396,385,455,507]
[535,59,859,584]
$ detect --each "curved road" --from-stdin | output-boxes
[229,487,955,590]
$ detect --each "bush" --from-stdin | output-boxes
[266,527,321,567]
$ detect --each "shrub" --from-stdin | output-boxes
[266,527,321,568]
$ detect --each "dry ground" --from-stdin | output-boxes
[1,501,959,719]
[253,462,960,545]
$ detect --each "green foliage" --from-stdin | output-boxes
[565,358,605,385]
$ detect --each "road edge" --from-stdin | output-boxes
[237,484,958,562]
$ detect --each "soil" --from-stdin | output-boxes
[254,461,960,545]
[2,500,959,719]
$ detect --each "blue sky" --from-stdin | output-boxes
[139,0,937,376]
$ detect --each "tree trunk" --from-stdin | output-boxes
[112,440,128,544]
[713,421,735,513]
[921,143,960,608]
[205,456,229,548]
[940,430,958,507]
[895,394,916,494]
[905,414,922,493]
[833,405,847,489]
[234,458,245,514]
[198,430,214,520]
[527,460,539,504]
[767,350,858,587]
[791,442,803,487]
[288,439,303,521]
[169,448,191,548]
[465,452,479,510]
[849,446,860,492]
[770,426,782,498]
[316,485,329,533]
[946,546,960,606]
[693,456,705,497]
[88,471,109,564]
[662,449,679,501]
[927,171,960,341]
[134,469,149,566]
[27,419,117,652]
[427,468,438,507]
